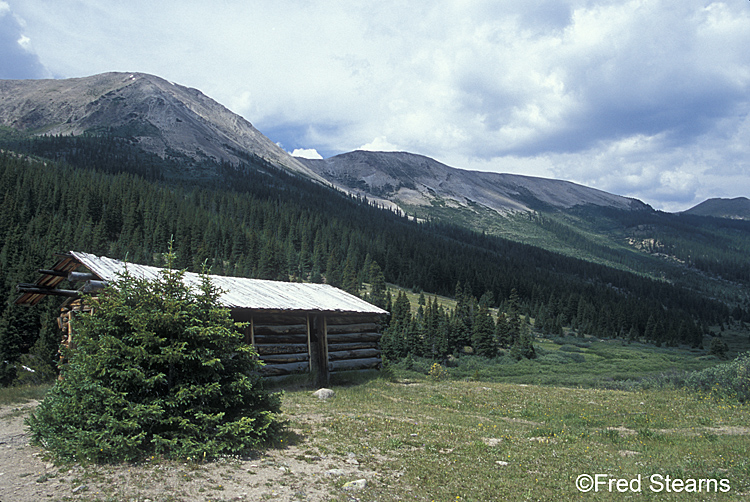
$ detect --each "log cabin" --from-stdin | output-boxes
[15,251,389,386]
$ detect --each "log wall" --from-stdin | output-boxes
[245,312,383,380]
[250,315,310,377]
[326,319,382,373]
[55,306,384,382]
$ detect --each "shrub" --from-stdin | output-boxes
[708,337,729,359]
[428,362,449,381]
[685,352,750,402]
[27,255,284,463]
[601,352,750,403]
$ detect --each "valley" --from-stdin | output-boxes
[1,72,749,388]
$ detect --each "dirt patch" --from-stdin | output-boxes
[0,401,376,502]
[599,425,750,438]
[658,425,750,437]
[606,426,638,436]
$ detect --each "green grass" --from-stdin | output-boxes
[283,373,750,501]
[392,333,746,390]
[4,347,749,500]
[0,383,51,406]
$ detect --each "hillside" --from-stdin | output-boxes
[0,72,323,182]
[683,197,750,220]
[302,152,750,307]
[300,150,649,214]
[1,72,749,386]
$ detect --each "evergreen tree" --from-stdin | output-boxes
[27,250,283,462]
[368,261,387,309]
[472,301,497,358]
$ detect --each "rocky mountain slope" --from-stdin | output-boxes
[1,71,656,217]
[0,72,324,182]
[300,150,650,215]
[683,197,750,220]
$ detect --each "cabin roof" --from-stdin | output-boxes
[15,251,389,316]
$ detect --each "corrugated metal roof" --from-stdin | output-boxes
[70,251,388,315]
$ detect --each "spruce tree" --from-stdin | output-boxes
[27,249,283,463]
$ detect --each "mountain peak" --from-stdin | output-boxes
[300,150,649,215]
[0,72,323,181]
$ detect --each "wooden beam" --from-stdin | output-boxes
[326,332,381,343]
[37,269,69,278]
[329,357,382,372]
[260,352,309,363]
[325,342,379,351]
[253,324,308,335]
[306,314,313,373]
[255,343,309,355]
[328,348,381,361]
[259,361,309,376]
[68,271,99,282]
[253,333,308,344]
[16,284,80,298]
[310,314,329,387]
[327,323,380,334]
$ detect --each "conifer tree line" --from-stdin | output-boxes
[0,134,741,384]
[380,286,536,362]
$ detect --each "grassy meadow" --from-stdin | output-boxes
[283,368,749,501]
[2,328,748,501]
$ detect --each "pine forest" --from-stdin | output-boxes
[1,133,747,385]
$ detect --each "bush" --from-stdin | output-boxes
[602,352,750,403]
[685,352,750,402]
[708,337,729,359]
[428,362,449,381]
[27,256,284,463]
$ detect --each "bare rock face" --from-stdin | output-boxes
[0,72,323,182]
[300,150,650,215]
[0,71,650,217]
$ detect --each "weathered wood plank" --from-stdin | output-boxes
[326,332,381,343]
[328,348,381,361]
[326,342,379,351]
[260,352,309,363]
[329,357,382,372]
[326,323,380,334]
[253,324,307,335]
[325,314,384,325]
[253,333,308,344]
[255,343,308,355]
[259,361,309,376]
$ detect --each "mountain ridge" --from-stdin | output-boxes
[682,197,750,220]
[2,71,652,217]
[299,150,651,216]
[0,72,324,182]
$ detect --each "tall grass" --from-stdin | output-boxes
[608,352,750,403]
[0,383,51,406]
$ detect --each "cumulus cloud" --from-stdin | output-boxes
[290,148,323,160]
[0,1,48,79]
[5,0,750,210]
[357,136,401,152]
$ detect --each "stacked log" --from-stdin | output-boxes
[327,321,382,372]
[253,321,310,376]
[244,313,383,378]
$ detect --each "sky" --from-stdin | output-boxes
[2,0,749,212]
